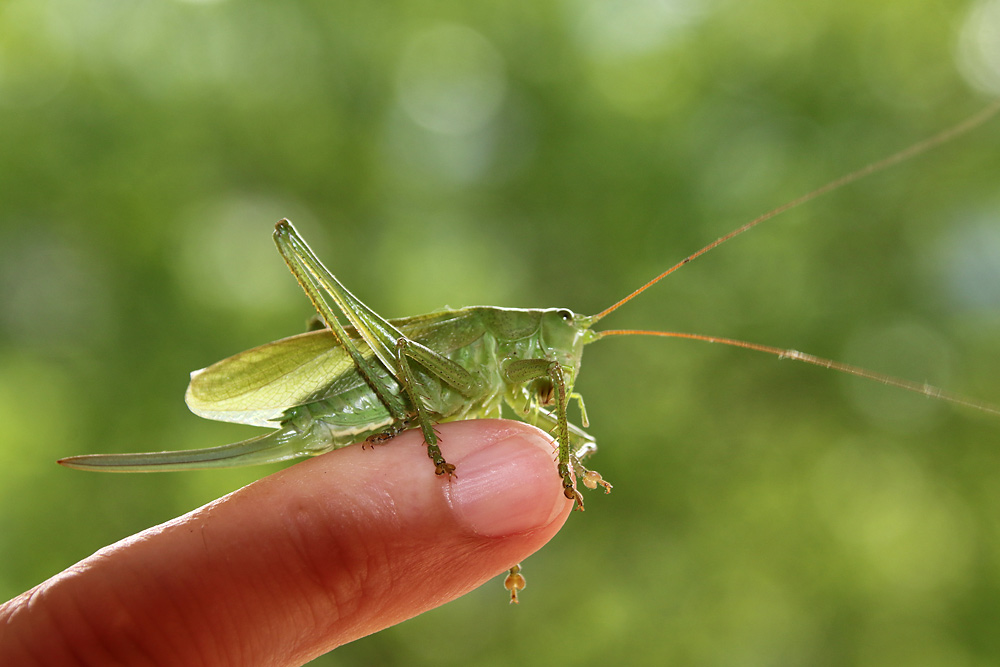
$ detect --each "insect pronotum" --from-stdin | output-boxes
[58,103,1000,603]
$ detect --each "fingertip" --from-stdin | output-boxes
[441,420,572,537]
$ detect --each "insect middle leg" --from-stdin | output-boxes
[390,335,485,475]
[364,417,414,448]
[393,337,453,476]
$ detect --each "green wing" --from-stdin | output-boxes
[185,329,358,426]
[185,309,485,427]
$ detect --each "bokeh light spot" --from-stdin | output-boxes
[568,0,708,60]
[396,24,507,136]
[936,210,1000,312]
[957,0,1000,95]
[175,196,314,314]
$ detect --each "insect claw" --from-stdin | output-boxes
[563,482,586,510]
[365,433,391,447]
[435,461,457,477]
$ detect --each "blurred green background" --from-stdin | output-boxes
[3,0,1000,664]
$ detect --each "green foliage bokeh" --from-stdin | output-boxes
[2,0,1000,664]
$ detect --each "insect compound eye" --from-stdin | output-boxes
[556,309,573,322]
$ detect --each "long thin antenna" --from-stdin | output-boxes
[590,102,1000,323]
[598,329,1000,417]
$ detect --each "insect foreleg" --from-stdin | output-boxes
[502,358,599,509]
[530,407,597,458]
[569,392,589,428]
[529,406,612,497]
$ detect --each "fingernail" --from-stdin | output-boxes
[447,431,568,537]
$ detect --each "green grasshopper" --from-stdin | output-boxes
[58,106,1000,601]
[60,218,612,505]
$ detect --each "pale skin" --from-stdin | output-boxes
[0,420,571,666]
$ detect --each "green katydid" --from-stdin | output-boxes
[60,218,614,505]
[58,105,1000,602]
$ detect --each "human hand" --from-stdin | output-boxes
[0,420,571,666]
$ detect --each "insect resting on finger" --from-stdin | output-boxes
[58,103,1000,603]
